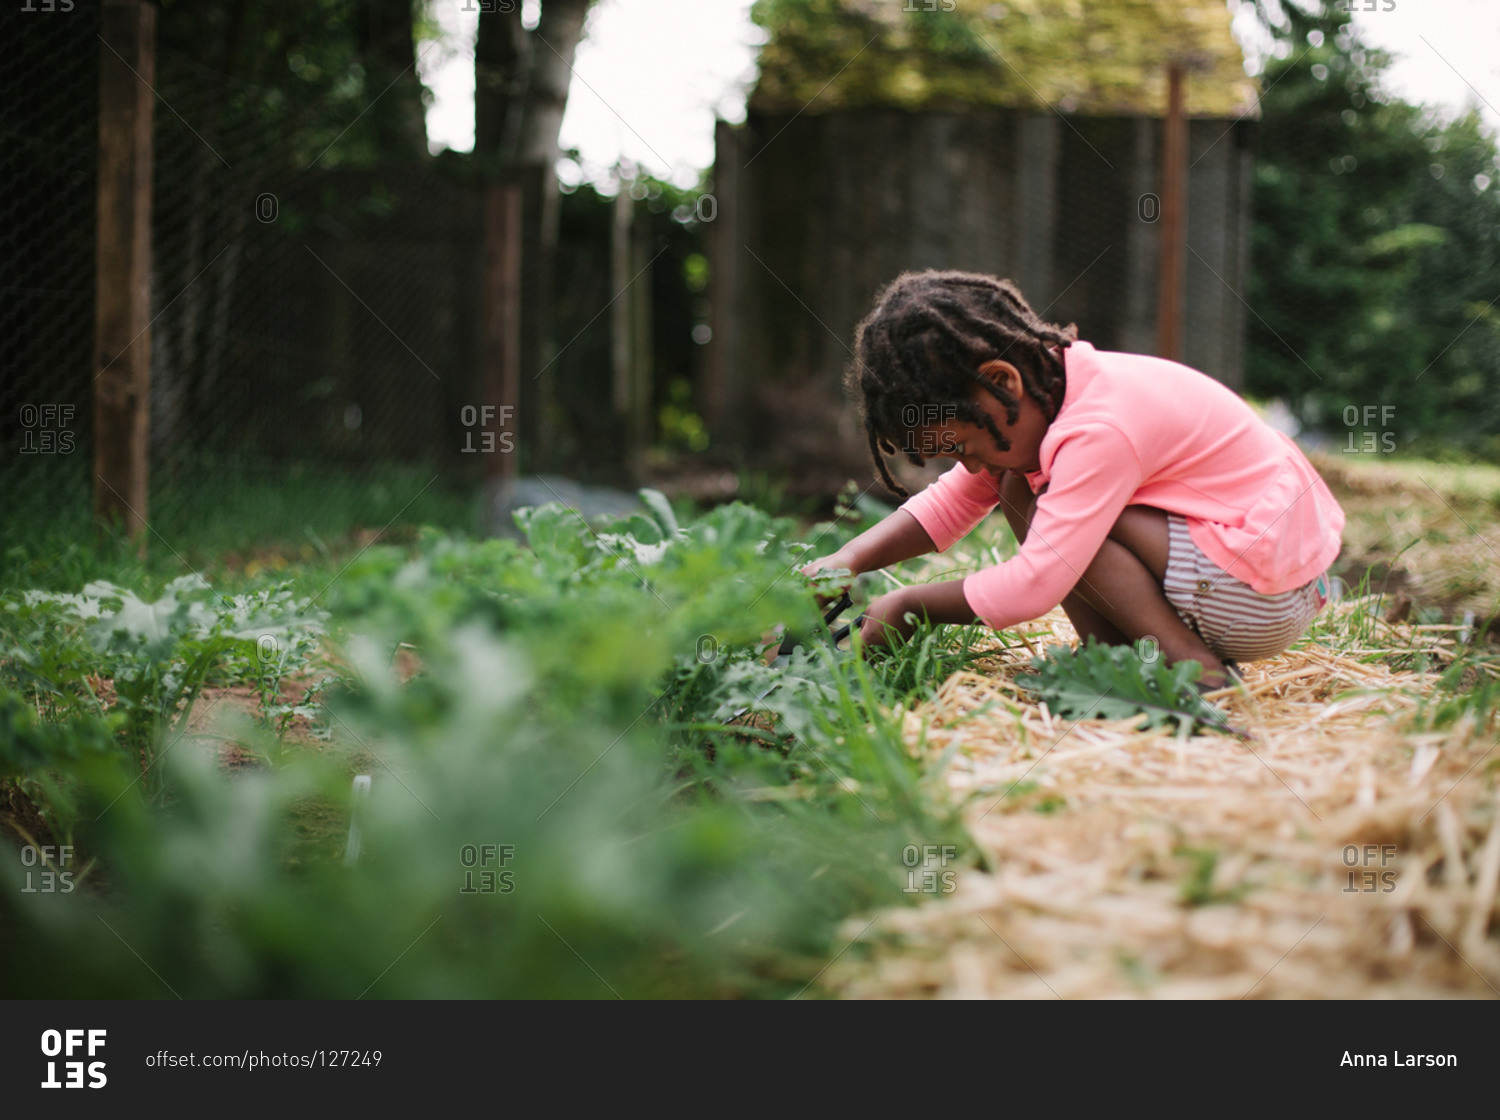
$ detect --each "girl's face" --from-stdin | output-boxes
[911,360,1050,477]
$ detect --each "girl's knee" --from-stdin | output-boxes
[1104,505,1170,582]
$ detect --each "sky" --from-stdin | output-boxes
[418,0,1500,186]
[420,0,761,187]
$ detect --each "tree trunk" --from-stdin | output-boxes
[516,0,590,187]
[474,3,527,167]
[474,0,593,480]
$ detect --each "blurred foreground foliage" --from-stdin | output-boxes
[0,492,969,998]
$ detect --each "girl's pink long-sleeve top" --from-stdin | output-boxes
[899,340,1345,631]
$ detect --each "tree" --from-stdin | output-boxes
[155,0,431,169]
[749,0,1254,117]
[472,0,594,483]
[1246,0,1500,454]
[355,0,430,160]
[474,0,593,265]
[475,1,592,176]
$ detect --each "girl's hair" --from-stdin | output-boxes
[845,270,1077,498]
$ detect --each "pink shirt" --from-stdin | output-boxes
[900,340,1345,631]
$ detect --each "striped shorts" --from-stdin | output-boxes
[1163,514,1330,662]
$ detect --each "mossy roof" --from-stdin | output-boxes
[749,0,1259,119]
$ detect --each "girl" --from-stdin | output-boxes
[801,270,1344,690]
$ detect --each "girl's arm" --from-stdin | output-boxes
[800,508,938,583]
[859,578,978,648]
[804,464,1010,585]
[802,511,978,647]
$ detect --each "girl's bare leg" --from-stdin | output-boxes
[995,471,1228,686]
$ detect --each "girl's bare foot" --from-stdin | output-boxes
[1194,659,1241,693]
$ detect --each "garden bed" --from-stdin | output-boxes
[821,603,1500,998]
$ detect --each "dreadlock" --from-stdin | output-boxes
[845,271,1077,498]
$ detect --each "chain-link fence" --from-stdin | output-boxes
[146,38,486,498]
[2,3,101,531]
[1,3,709,560]
[3,4,490,549]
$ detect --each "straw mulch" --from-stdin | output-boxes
[1313,452,1500,624]
[820,598,1500,999]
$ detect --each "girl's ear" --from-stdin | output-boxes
[975,359,1023,398]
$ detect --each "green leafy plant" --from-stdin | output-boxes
[1021,637,1235,736]
[0,686,133,855]
[1413,652,1500,733]
[1,576,325,797]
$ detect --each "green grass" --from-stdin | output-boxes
[1,457,479,593]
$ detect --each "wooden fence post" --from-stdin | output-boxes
[94,0,155,539]
[482,178,523,513]
[1155,62,1187,363]
[612,184,651,482]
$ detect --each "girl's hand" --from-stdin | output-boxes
[797,510,938,608]
[858,587,920,649]
[800,549,856,581]
[800,549,858,606]
[858,580,981,650]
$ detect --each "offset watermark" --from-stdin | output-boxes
[1341,843,1397,893]
[670,194,719,226]
[39,1029,106,1090]
[17,404,76,454]
[256,634,282,666]
[695,634,719,664]
[901,404,960,457]
[1138,193,1161,223]
[459,843,516,894]
[1342,404,1396,454]
[1336,0,1396,12]
[18,844,75,894]
[902,404,958,428]
[901,843,958,894]
[902,0,957,10]
[460,405,515,453]
[20,0,76,11]
[147,1049,381,1069]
